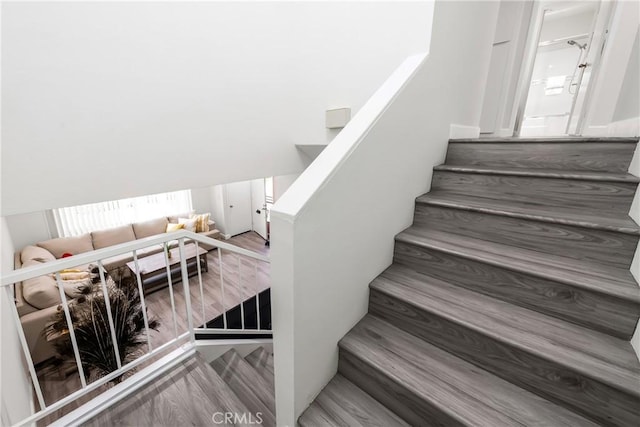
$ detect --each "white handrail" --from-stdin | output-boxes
[3,230,271,426]
[1,230,269,286]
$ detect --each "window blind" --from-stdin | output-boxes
[53,190,193,237]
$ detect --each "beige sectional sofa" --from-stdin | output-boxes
[14,214,220,365]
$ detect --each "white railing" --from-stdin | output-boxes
[1,230,270,427]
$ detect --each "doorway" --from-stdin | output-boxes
[516,1,610,136]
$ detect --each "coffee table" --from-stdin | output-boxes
[126,244,208,294]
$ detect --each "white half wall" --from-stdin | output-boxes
[1,1,432,216]
[0,217,34,425]
[270,1,499,425]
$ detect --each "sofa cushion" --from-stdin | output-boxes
[37,234,94,259]
[92,225,136,250]
[21,245,56,264]
[133,217,169,239]
[21,260,60,309]
[168,211,195,224]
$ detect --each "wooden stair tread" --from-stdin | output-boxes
[373,264,640,396]
[244,347,274,388]
[298,374,409,427]
[397,226,640,302]
[433,164,640,183]
[211,349,276,426]
[450,137,639,143]
[84,353,256,426]
[340,315,600,427]
[417,191,640,235]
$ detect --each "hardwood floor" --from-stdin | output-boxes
[34,231,270,425]
[83,348,275,427]
[299,137,640,426]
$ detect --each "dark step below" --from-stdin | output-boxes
[298,374,409,427]
[417,191,640,235]
[83,353,256,426]
[432,169,637,215]
[244,347,274,389]
[414,198,638,269]
[434,164,640,182]
[445,139,637,172]
[394,227,640,339]
[211,349,276,427]
[339,315,601,427]
[369,265,640,426]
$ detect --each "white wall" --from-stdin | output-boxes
[583,0,640,135]
[270,1,498,424]
[613,27,639,123]
[273,174,300,202]
[480,0,533,136]
[0,217,34,425]
[3,211,54,251]
[1,1,432,217]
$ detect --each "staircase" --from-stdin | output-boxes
[299,137,640,427]
[84,346,275,426]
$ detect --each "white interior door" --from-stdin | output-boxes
[250,179,267,240]
[224,181,252,237]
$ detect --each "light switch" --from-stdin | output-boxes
[326,107,351,129]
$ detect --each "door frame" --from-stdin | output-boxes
[513,0,612,136]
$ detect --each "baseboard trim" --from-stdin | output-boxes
[607,117,640,137]
[450,124,481,139]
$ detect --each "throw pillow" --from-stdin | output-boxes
[58,278,93,299]
[178,217,197,232]
[21,260,61,309]
[190,213,210,232]
[166,223,185,232]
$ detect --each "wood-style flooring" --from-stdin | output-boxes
[299,137,640,426]
[35,231,269,426]
[83,347,275,427]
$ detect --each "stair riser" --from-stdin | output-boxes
[338,350,465,427]
[369,289,640,426]
[431,171,637,214]
[393,240,640,339]
[414,204,638,270]
[445,142,637,172]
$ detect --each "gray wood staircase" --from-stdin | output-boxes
[299,137,640,427]
[84,347,275,426]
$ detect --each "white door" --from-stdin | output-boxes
[225,181,252,237]
[250,179,267,240]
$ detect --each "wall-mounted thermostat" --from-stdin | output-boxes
[326,107,351,129]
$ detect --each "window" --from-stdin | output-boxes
[53,190,193,237]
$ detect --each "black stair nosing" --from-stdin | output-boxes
[371,264,640,398]
[338,314,601,427]
[449,137,640,143]
[298,374,410,427]
[433,164,640,183]
[395,227,640,304]
[415,192,640,236]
